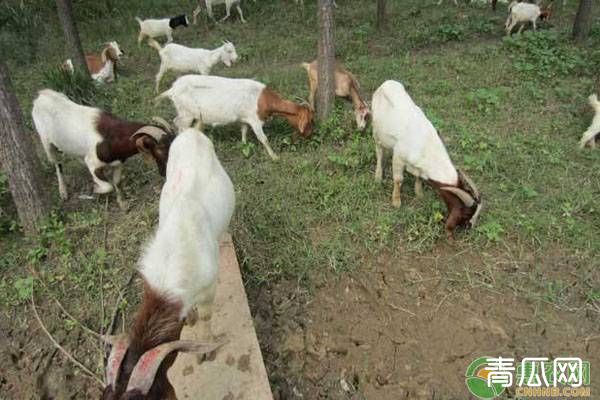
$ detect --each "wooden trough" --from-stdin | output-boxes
[168,234,274,400]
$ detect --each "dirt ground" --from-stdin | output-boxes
[250,248,600,400]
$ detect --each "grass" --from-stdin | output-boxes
[0,0,599,392]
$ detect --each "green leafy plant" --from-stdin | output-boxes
[436,24,465,42]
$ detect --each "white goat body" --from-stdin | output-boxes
[139,128,235,318]
[505,2,544,34]
[580,94,600,148]
[372,81,458,186]
[33,89,101,158]
[148,39,238,92]
[193,0,247,24]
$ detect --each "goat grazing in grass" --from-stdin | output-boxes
[31,89,174,207]
[148,38,238,93]
[372,80,482,240]
[62,41,123,83]
[157,74,314,160]
[580,94,600,149]
[135,15,189,45]
[301,59,370,131]
[193,0,247,24]
[505,1,552,34]
[102,127,235,399]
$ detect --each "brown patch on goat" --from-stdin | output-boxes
[428,179,478,240]
[95,112,173,176]
[257,88,314,138]
[102,279,184,400]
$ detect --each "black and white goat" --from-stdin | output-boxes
[136,14,189,45]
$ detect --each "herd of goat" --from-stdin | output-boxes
[25,0,599,398]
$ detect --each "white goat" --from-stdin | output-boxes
[147,38,238,93]
[31,89,173,206]
[141,127,235,336]
[156,74,314,160]
[372,80,482,240]
[135,15,189,45]
[505,1,552,34]
[580,94,600,149]
[193,0,247,24]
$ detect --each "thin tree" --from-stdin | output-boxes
[0,62,50,234]
[376,0,387,30]
[317,0,336,121]
[55,0,89,76]
[573,0,593,42]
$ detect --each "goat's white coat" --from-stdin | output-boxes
[194,0,247,24]
[139,128,235,318]
[149,40,238,92]
[372,80,458,186]
[136,17,183,43]
[158,74,280,160]
[505,2,542,34]
[31,90,115,199]
[580,94,600,148]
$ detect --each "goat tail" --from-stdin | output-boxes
[147,38,162,52]
[588,94,600,112]
[135,16,143,25]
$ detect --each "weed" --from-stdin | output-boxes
[436,24,465,42]
[503,30,586,79]
[42,68,109,107]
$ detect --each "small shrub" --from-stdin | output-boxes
[503,31,585,79]
[467,88,503,114]
[436,24,465,42]
[42,68,108,107]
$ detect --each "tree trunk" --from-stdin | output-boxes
[572,0,593,42]
[0,63,50,235]
[55,0,89,76]
[376,0,387,30]
[317,0,336,122]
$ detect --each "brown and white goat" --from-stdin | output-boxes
[157,74,314,160]
[31,89,174,208]
[301,59,370,130]
[102,127,235,399]
[372,80,482,240]
[62,41,123,83]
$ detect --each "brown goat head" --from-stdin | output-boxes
[296,105,314,138]
[431,169,482,240]
[101,283,220,400]
[131,126,175,177]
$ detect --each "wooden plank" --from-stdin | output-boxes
[168,234,274,400]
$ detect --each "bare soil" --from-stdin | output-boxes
[250,247,600,400]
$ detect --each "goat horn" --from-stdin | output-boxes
[105,335,130,388]
[469,202,483,228]
[457,168,480,200]
[151,116,174,134]
[440,186,475,207]
[126,340,224,394]
[131,126,168,142]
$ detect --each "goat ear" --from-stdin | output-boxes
[126,341,225,395]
